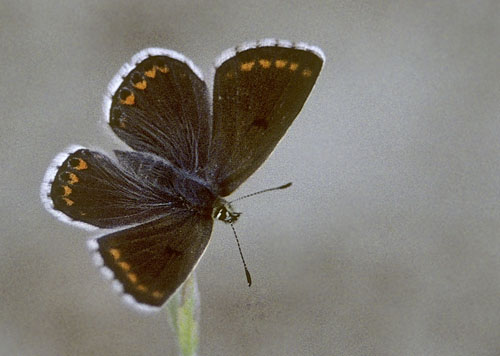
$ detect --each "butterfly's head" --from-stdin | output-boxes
[213,197,241,224]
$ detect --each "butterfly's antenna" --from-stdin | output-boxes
[230,182,292,203]
[227,182,291,286]
[230,222,252,287]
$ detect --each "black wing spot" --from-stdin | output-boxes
[119,88,132,101]
[131,72,143,84]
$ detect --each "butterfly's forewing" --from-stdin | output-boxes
[105,48,211,174]
[208,40,324,195]
[88,213,213,309]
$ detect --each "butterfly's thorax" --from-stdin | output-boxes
[116,150,217,217]
[167,172,217,217]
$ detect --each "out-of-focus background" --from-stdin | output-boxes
[1,1,500,355]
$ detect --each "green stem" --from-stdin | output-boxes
[167,273,200,356]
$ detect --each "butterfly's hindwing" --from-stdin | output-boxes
[88,213,213,308]
[106,49,212,174]
[209,41,324,195]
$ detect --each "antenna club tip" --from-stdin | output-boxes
[280,182,293,189]
[245,269,252,287]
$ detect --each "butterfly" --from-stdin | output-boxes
[40,39,324,311]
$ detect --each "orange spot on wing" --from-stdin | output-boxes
[158,65,169,73]
[75,159,87,170]
[240,61,255,71]
[302,68,312,77]
[152,291,163,299]
[68,173,79,184]
[127,273,138,283]
[259,59,271,68]
[133,80,147,90]
[226,71,234,79]
[120,93,135,105]
[275,59,287,68]
[145,67,156,78]
[109,248,120,260]
[118,261,131,271]
[62,185,72,196]
[63,197,74,206]
[137,284,148,292]
[289,62,299,71]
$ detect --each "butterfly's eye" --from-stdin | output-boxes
[213,204,241,224]
[213,207,226,220]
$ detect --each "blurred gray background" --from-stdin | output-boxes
[1,0,500,355]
